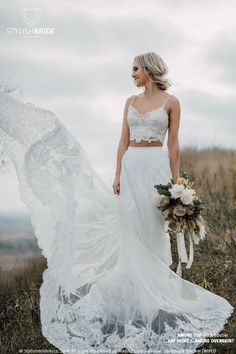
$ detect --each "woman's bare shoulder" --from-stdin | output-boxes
[126,95,136,104]
[167,94,181,119]
[169,93,180,104]
[122,95,135,110]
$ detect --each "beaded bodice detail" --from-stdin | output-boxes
[127,94,171,143]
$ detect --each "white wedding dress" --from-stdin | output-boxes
[0,91,234,354]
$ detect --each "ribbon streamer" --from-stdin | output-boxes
[176,231,194,277]
[186,232,194,269]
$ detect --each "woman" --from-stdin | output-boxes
[112,52,180,196]
[0,51,234,354]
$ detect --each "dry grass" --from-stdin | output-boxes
[0,257,61,353]
[180,146,236,246]
[0,146,235,354]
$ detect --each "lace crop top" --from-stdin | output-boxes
[127,94,172,144]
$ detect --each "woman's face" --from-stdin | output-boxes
[131,59,149,87]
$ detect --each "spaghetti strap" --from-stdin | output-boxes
[129,95,136,107]
[162,94,172,108]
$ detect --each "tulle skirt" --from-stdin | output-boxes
[0,92,234,354]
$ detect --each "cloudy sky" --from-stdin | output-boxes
[0,0,236,213]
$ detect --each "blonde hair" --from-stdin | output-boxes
[135,51,173,91]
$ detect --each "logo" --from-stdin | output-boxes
[20,7,42,27]
[6,7,55,39]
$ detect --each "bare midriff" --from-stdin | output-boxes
[128,139,163,147]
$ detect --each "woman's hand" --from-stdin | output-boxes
[175,177,182,184]
[112,175,120,195]
[171,175,180,184]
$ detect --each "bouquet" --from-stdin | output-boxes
[152,170,207,277]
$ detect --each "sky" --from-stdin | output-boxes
[0,0,236,213]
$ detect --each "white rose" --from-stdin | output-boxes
[169,184,185,199]
[152,193,169,207]
[180,188,195,205]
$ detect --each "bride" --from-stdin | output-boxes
[0,51,234,354]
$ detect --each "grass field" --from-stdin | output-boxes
[0,146,235,354]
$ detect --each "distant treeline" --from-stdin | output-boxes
[0,238,39,251]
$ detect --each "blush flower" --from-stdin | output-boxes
[173,205,186,217]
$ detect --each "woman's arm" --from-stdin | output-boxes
[114,96,133,177]
[167,96,181,183]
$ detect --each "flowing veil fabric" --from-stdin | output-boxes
[0,92,234,354]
